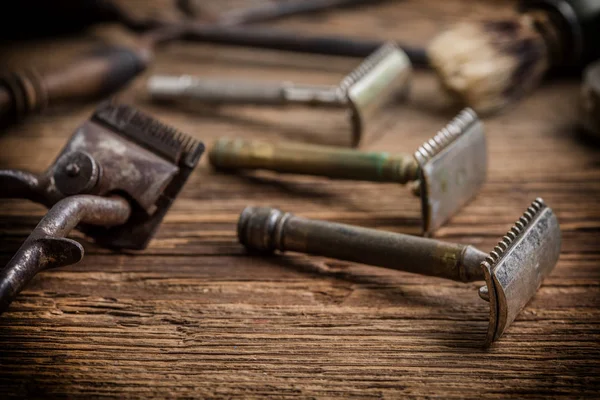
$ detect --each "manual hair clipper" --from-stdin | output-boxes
[0,102,204,314]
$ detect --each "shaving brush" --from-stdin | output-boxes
[428,0,600,114]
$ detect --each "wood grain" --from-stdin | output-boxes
[0,0,599,398]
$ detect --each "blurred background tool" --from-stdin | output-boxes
[178,0,392,25]
[174,24,429,67]
[581,61,600,139]
[0,0,386,39]
[0,0,398,126]
[149,43,411,147]
[428,0,600,114]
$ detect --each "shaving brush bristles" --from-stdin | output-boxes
[428,16,549,114]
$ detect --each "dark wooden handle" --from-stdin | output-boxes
[0,46,148,125]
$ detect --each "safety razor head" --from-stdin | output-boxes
[341,43,412,147]
[51,102,204,249]
[480,198,561,345]
[413,108,487,236]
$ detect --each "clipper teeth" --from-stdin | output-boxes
[338,42,399,93]
[415,108,478,162]
[483,198,547,268]
[93,103,204,168]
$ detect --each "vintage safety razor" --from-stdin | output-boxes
[209,108,486,235]
[238,198,561,345]
[148,43,411,147]
[0,102,204,313]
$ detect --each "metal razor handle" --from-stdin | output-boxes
[0,47,147,125]
[148,75,347,107]
[238,207,487,282]
[209,138,420,183]
[0,195,131,314]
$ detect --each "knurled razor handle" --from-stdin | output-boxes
[238,207,487,283]
[0,195,131,313]
[0,46,147,125]
[148,75,347,107]
[209,138,420,183]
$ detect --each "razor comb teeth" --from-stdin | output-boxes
[483,198,547,268]
[338,42,398,93]
[93,103,204,168]
[415,108,478,163]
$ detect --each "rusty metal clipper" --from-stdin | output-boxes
[209,108,486,235]
[0,102,204,314]
[238,198,561,345]
[148,43,411,147]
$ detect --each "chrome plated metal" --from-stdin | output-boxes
[148,43,411,147]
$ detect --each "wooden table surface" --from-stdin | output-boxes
[1,0,599,398]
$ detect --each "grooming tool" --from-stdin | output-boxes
[180,0,388,25]
[149,43,411,147]
[427,0,600,114]
[209,109,486,235]
[0,1,399,127]
[581,61,600,139]
[174,24,429,67]
[0,47,149,126]
[0,102,204,313]
[237,198,561,345]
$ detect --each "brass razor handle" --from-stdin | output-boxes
[0,46,148,124]
[0,195,131,314]
[238,207,487,283]
[209,138,420,183]
[148,75,347,107]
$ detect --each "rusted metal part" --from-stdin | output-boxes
[581,61,600,138]
[210,109,486,235]
[0,170,55,207]
[238,198,561,345]
[0,102,204,313]
[149,43,411,147]
[0,196,131,314]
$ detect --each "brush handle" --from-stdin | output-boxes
[181,25,429,67]
[521,0,600,65]
[0,46,148,125]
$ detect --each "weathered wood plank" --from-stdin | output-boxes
[0,0,599,398]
